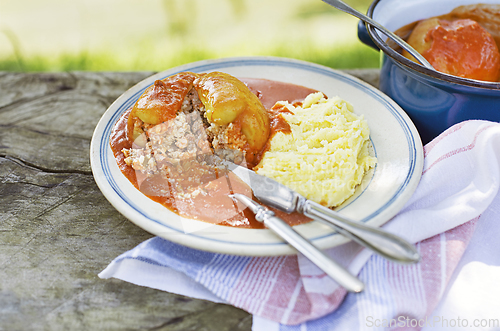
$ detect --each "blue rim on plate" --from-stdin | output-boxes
[90,56,424,256]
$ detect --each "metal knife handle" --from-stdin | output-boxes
[257,208,364,293]
[300,199,420,264]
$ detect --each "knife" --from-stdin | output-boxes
[230,193,364,293]
[224,161,420,264]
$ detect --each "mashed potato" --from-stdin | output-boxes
[255,92,376,208]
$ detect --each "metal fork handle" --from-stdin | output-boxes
[231,194,364,292]
[263,212,364,293]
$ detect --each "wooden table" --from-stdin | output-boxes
[0,69,379,330]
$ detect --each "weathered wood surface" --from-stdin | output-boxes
[0,69,379,331]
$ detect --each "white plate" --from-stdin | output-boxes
[90,56,424,256]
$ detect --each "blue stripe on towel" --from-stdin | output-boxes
[115,237,217,278]
[196,253,253,300]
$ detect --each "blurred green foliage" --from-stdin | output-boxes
[294,0,372,19]
[0,44,379,72]
[0,0,378,72]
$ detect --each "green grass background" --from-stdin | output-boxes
[0,0,379,72]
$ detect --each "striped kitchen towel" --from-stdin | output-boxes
[100,120,500,330]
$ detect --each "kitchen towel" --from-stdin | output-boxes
[100,120,500,330]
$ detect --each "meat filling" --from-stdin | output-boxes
[123,85,246,178]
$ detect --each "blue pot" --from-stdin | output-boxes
[358,0,500,144]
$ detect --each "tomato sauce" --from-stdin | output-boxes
[110,77,318,229]
[393,4,500,81]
